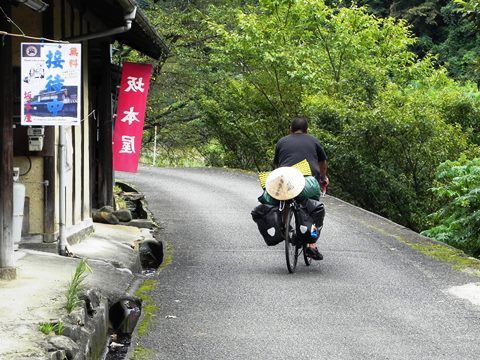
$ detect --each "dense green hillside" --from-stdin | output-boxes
[127,0,480,255]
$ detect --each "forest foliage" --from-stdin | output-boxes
[125,0,480,255]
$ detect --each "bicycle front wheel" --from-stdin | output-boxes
[285,207,299,273]
[303,244,312,266]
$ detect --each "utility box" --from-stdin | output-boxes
[27,127,45,152]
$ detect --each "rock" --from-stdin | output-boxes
[79,289,101,314]
[115,181,139,193]
[99,205,114,213]
[61,324,82,342]
[47,335,79,360]
[92,210,119,225]
[113,209,132,222]
[48,350,66,360]
[64,302,86,326]
[124,219,155,229]
[122,192,145,201]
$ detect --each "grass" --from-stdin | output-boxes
[113,185,127,210]
[131,242,173,359]
[140,148,206,168]
[366,223,480,277]
[160,242,173,269]
[131,346,154,360]
[39,320,64,335]
[131,279,157,359]
[134,279,157,337]
[65,259,92,313]
[409,243,480,275]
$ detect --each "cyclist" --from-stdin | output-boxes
[273,116,329,260]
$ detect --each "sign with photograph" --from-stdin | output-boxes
[21,43,82,126]
[113,62,153,173]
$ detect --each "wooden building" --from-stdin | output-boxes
[0,0,167,279]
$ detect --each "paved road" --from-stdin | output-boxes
[119,167,480,360]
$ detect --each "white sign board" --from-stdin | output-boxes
[21,43,82,126]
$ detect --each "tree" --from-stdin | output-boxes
[127,0,480,234]
[202,0,480,230]
[328,1,480,86]
[332,78,475,230]
[454,0,480,27]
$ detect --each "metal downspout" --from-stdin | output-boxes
[57,7,137,255]
[65,7,137,42]
[57,128,67,255]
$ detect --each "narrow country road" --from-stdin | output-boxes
[118,166,480,360]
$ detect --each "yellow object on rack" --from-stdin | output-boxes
[292,159,312,177]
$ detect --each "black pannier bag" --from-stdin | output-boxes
[251,204,284,246]
[306,199,325,229]
[295,199,325,244]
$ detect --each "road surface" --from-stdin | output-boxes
[118,166,480,360]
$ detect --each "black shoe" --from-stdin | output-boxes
[306,246,323,261]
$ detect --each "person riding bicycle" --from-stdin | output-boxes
[273,116,329,260]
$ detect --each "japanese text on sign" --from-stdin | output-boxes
[21,43,82,126]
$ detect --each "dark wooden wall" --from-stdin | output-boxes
[0,0,16,277]
[89,40,114,209]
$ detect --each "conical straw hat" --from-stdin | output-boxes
[265,167,306,200]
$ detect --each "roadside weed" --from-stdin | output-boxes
[65,259,92,313]
[39,320,65,335]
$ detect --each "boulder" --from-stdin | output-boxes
[47,335,79,360]
[92,210,119,225]
[113,209,133,222]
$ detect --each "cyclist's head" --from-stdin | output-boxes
[290,117,309,133]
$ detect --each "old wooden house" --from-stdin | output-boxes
[0,0,167,279]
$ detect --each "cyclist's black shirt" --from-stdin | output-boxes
[273,133,328,180]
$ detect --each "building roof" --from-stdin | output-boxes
[114,0,170,60]
[69,0,169,60]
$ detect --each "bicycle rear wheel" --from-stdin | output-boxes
[285,207,299,273]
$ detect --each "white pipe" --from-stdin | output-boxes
[57,126,67,256]
[66,7,137,43]
[153,125,157,166]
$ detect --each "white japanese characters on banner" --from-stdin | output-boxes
[20,43,82,126]
[113,62,153,173]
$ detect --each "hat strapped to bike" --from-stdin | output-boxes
[265,167,306,200]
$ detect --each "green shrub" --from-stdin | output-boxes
[331,82,472,231]
[422,156,480,256]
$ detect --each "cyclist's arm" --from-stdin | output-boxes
[319,160,328,179]
[319,160,329,194]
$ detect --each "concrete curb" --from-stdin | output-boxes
[0,221,158,360]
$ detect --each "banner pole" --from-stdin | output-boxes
[153,125,157,167]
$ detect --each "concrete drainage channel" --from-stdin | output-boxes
[46,240,163,360]
[104,183,164,359]
[37,183,164,360]
[105,238,164,359]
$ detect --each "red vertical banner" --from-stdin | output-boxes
[113,62,153,172]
